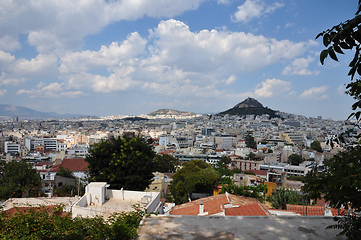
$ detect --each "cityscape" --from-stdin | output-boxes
[0,0,360,239]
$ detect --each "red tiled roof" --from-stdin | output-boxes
[169,194,270,216]
[35,162,53,166]
[49,158,88,172]
[286,205,345,216]
[249,170,268,176]
[225,202,269,216]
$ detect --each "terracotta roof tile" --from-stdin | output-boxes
[170,194,270,216]
[286,205,345,216]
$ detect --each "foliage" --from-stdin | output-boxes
[220,183,266,201]
[302,146,361,211]
[220,176,233,184]
[153,153,179,173]
[245,134,257,149]
[267,187,303,210]
[287,175,305,182]
[53,184,85,197]
[243,171,256,175]
[302,146,361,239]
[287,153,303,166]
[169,160,219,204]
[86,135,155,191]
[216,156,231,169]
[310,140,322,152]
[0,204,146,240]
[317,0,361,120]
[267,149,273,153]
[57,166,75,179]
[0,160,41,200]
[247,152,256,160]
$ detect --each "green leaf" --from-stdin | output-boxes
[328,47,339,61]
[348,67,356,79]
[316,32,324,39]
[333,44,344,54]
[320,49,328,65]
[340,42,352,49]
[346,36,356,47]
[323,33,331,47]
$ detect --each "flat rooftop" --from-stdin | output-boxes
[137,215,346,240]
[1,197,80,211]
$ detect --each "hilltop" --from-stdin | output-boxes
[147,109,199,117]
[218,98,278,118]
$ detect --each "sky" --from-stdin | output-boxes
[0,0,359,120]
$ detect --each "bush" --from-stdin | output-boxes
[0,204,146,240]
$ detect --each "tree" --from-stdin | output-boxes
[169,160,219,204]
[267,187,303,210]
[216,156,231,169]
[302,146,361,239]
[153,154,179,173]
[317,1,361,120]
[0,160,41,200]
[245,134,257,149]
[315,3,361,238]
[86,135,155,191]
[288,153,303,166]
[57,166,75,179]
[310,140,322,152]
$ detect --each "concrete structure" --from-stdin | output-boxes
[138,215,346,239]
[72,182,162,218]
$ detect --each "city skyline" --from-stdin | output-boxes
[0,0,357,120]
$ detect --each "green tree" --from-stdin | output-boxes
[310,140,322,152]
[267,187,303,209]
[288,153,303,166]
[57,166,75,179]
[216,156,231,169]
[86,135,155,191]
[245,134,257,149]
[169,160,219,204]
[317,1,361,121]
[302,146,361,239]
[153,154,179,173]
[0,160,41,200]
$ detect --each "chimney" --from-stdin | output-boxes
[199,202,204,215]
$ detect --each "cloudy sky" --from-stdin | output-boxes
[0,0,358,120]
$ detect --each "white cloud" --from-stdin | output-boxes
[59,32,146,73]
[0,35,21,51]
[0,0,206,53]
[232,0,284,23]
[299,85,330,99]
[337,85,345,95]
[10,54,58,76]
[285,23,294,28]
[57,19,316,98]
[0,50,15,65]
[217,0,230,4]
[17,82,85,98]
[254,78,291,98]
[282,56,319,75]
[224,75,237,85]
[0,89,6,97]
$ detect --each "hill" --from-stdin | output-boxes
[219,98,278,118]
[147,109,198,117]
[0,104,80,119]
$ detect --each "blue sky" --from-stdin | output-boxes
[0,0,358,120]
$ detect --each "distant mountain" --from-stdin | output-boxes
[147,109,198,117]
[219,98,278,118]
[0,104,80,119]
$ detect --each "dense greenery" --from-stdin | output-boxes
[219,107,277,119]
[153,153,179,173]
[86,135,155,191]
[317,0,361,121]
[0,160,41,200]
[245,134,257,149]
[0,205,145,240]
[310,140,322,152]
[57,166,75,179]
[169,160,219,204]
[267,188,303,209]
[220,183,266,201]
[302,146,361,239]
[287,153,304,166]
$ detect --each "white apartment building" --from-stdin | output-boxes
[4,141,21,154]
